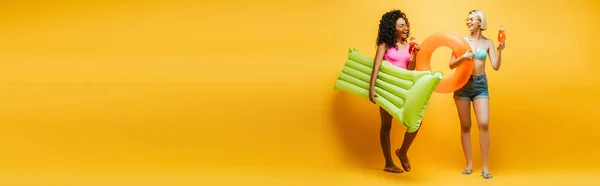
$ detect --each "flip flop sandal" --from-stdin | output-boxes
[481,171,493,179]
[383,167,403,173]
[461,169,473,175]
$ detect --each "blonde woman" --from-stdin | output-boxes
[448,10,505,179]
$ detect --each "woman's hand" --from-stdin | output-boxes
[410,43,420,62]
[369,88,378,104]
[412,43,421,53]
[462,50,474,60]
[497,42,505,51]
[449,50,474,69]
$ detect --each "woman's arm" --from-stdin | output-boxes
[449,50,473,69]
[488,40,504,71]
[407,58,416,70]
[369,43,387,103]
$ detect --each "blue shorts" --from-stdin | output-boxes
[453,74,489,101]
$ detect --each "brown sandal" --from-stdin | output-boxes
[383,166,403,173]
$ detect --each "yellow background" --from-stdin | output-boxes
[0,0,599,185]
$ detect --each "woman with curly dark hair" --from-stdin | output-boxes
[368,9,421,174]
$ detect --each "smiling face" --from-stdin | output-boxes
[466,14,481,31]
[376,9,410,46]
[465,10,487,31]
[396,18,409,39]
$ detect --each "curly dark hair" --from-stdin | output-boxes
[376,9,410,49]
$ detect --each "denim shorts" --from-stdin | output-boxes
[453,74,489,101]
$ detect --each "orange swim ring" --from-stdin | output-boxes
[415,32,474,94]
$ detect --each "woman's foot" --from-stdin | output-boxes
[395,149,411,172]
[461,169,473,175]
[481,171,493,179]
[461,163,473,175]
[383,165,403,173]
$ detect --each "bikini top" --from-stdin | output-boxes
[466,35,488,60]
[473,49,487,60]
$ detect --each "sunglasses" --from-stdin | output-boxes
[464,18,480,22]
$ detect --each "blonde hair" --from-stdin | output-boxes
[468,10,487,30]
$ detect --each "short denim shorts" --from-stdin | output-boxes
[453,74,489,101]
